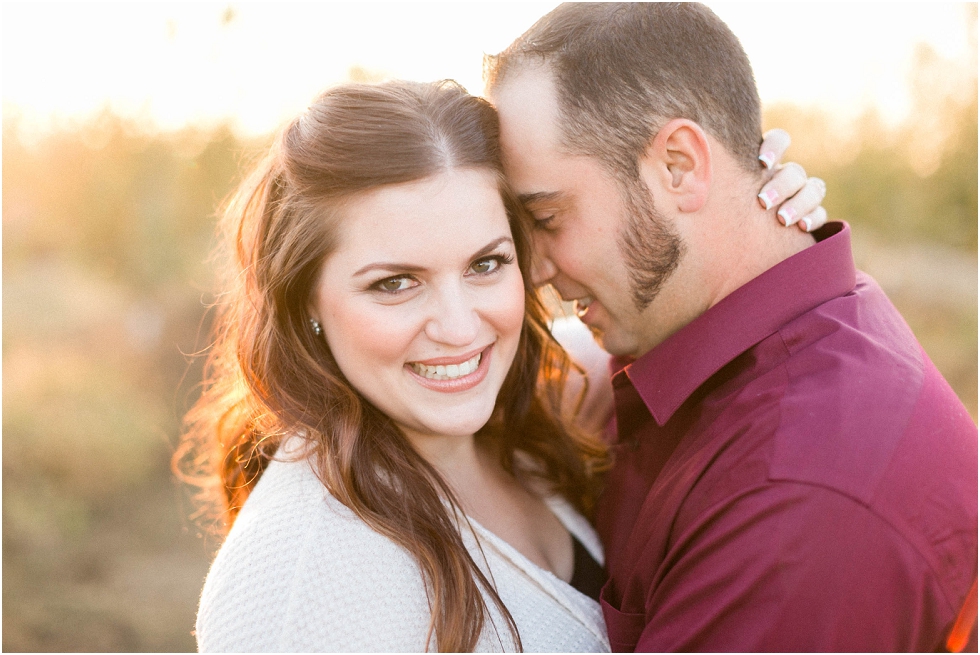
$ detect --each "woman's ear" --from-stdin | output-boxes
[640,118,711,214]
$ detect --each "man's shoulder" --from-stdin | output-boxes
[768,270,974,496]
[683,267,976,541]
[779,270,921,377]
[745,271,977,593]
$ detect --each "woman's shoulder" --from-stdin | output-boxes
[196,451,432,652]
[209,450,377,552]
[202,448,382,576]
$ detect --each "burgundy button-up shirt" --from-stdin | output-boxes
[594,222,978,652]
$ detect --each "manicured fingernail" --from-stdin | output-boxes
[800,215,813,232]
[758,151,776,169]
[778,206,797,226]
[758,189,778,210]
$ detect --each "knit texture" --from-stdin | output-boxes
[196,447,610,652]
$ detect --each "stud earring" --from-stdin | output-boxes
[309,318,323,336]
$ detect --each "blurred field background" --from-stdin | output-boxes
[3,4,977,652]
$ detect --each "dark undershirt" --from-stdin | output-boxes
[569,536,606,600]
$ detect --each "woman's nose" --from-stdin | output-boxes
[423,287,481,346]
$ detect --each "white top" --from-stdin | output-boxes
[196,442,611,652]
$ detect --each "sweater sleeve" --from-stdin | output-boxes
[195,457,434,653]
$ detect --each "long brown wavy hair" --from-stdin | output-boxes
[175,79,606,652]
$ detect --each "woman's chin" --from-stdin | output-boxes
[399,410,495,444]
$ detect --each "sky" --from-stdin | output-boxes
[2,3,975,136]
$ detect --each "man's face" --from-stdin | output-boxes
[491,65,683,358]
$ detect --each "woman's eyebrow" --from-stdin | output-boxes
[470,236,514,260]
[352,236,514,278]
[353,261,426,278]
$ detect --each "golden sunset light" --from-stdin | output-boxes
[3,4,975,651]
[3,3,974,134]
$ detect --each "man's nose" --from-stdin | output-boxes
[530,238,558,287]
[424,286,481,346]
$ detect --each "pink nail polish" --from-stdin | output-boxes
[801,215,813,232]
[758,151,776,169]
[778,207,797,226]
[758,189,778,210]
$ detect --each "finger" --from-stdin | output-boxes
[757,161,807,210]
[776,177,828,227]
[758,128,791,170]
[796,206,828,233]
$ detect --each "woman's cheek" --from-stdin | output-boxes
[496,270,528,338]
[326,299,419,372]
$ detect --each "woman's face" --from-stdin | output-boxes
[311,169,526,449]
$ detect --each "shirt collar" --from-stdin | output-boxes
[619,221,856,426]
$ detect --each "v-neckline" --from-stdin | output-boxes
[460,495,602,600]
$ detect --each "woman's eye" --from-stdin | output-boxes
[470,258,499,275]
[374,276,415,293]
[468,254,513,276]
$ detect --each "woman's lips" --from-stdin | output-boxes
[405,344,493,393]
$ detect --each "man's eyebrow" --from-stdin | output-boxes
[352,236,514,278]
[517,191,564,205]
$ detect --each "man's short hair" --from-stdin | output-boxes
[486,3,763,178]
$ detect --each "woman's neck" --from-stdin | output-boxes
[402,429,485,490]
[404,429,510,518]
[405,427,574,580]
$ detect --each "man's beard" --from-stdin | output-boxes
[618,177,684,311]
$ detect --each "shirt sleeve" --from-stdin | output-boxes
[634,482,959,652]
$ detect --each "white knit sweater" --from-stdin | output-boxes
[196,443,610,652]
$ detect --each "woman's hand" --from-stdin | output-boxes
[757,129,828,233]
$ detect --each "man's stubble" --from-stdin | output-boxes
[618,177,685,311]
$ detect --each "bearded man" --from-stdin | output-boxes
[488,4,978,651]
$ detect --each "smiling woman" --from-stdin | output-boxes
[310,170,526,450]
[176,80,610,652]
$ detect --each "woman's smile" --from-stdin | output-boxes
[406,343,494,391]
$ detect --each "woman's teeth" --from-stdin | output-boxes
[411,352,482,380]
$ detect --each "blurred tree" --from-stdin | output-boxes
[764,7,978,253]
[3,114,262,651]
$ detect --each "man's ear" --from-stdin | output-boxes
[639,118,711,214]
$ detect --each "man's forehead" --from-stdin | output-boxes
[489,63,561,139]
[490,73,565,202]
